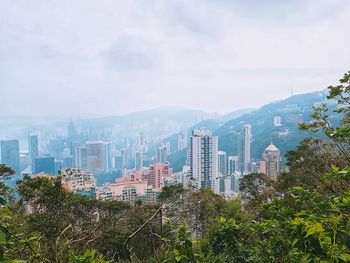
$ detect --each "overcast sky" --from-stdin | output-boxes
[1,0,349,117]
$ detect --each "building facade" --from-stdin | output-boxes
[259,143,281,181]
[148,162,170,190]
[1,140,20,174]
[34,157,55,175]
[189,129,218,191]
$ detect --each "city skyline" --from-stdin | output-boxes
[1,0,350,116]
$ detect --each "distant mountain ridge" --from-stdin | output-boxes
[167,90,328,172]
[222,108,257,122]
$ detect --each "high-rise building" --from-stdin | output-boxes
[243,124,252,174]
[28,135,38,171]
[217,151,227,176]
[183,131,188,148]
[259,143,281,181]
[165,142,171,155]
[189,129,218,191]
[34,157,55,175]
[86,141,104,174]
[177,132,187,150]
[148,162,170,190]
[102,142,112,173]
[77,146,88,171]
[1,140,20,174]
[236,132,243,175]
[121,148,128,170]
[236,125,252,175]
[135,151,143,171]
[137,132,147,152]
[228,156,239,175]
[84,141,112,174]
[156,145,168,163]
[114,155,123,170]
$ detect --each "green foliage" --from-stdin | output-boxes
[158,184,184,202]
[69,250,109,263]
[164,225,203,263]
[300,71,350,164]
[0,165,15,180]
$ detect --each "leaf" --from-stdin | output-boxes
[84,249,95,259]
[0,231,6,242]
[175,255,183,262]
[340,253,350,262]
[305,223,324,237]
[0,196,7,205]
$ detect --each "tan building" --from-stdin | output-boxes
[96,181,159,204]
[259,143,281,181]
[60,168,96,192]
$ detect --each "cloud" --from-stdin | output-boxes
[0,0,349,116]
[102,36,157,71]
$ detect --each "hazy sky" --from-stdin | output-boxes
[1,0,350,117]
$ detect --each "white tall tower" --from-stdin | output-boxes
[243,124,252,174]
[189,129,218,192]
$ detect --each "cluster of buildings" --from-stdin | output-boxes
[57,162,175,204]
[0,119,282,203]
[95,162,173,203]
[184,127,281,196]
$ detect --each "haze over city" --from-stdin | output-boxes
[1,0,350,116]
[2,0,350,261]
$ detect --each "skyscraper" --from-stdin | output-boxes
[121,148,128,171]
[236,132,243,175]
[78,146,88,171]
[137,132,147,152]
[1,140,20,174]
[86,141,104,174]
[135,151,143,170]
[156,145,168,163]
[28,134,38,171]
[228,156,239,175]
[189,129,218,191]
[177,131,187,150]
[102,142,112,173]
[34,157,55,175]
[85,141,112,174]
[217,151,227,176]
[259,143,281,181]
[243,124,252,174]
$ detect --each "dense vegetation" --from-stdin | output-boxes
[1,72,350,262]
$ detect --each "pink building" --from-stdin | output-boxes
[116,169,146,184]
[148,162,170,190]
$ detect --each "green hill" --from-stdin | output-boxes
[168,90,328,172]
